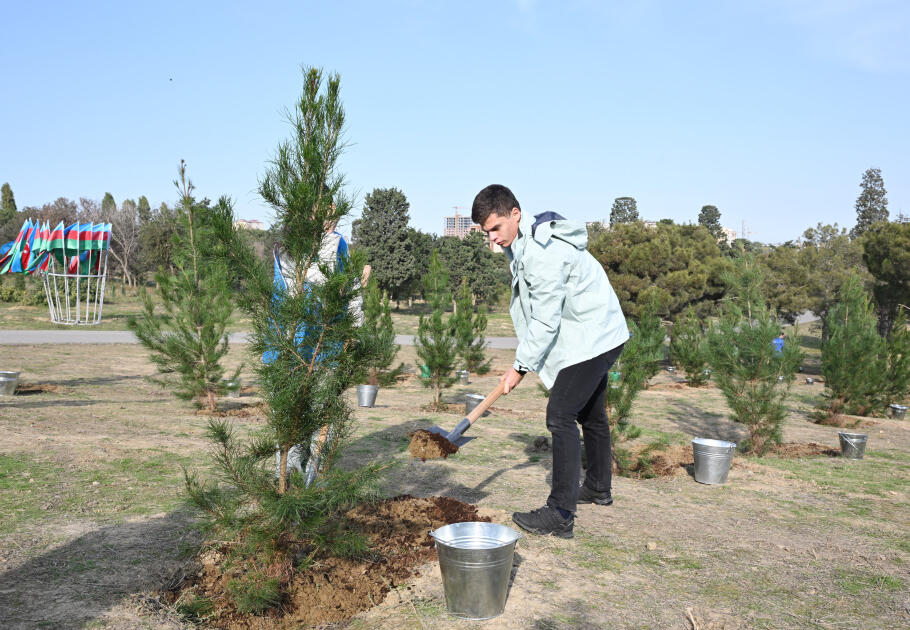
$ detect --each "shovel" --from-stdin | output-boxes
[427,382,506,447]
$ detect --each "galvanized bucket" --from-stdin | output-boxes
[889,404,907,420]
[0,371,20,396]
[223,379,241,398]
[357,384,378,407]
[838,432,867,459]
[456,370,470,385]
[692,438,736,484]
[430,522,521,620]
[465,393,485,416]
[805,377,815,385]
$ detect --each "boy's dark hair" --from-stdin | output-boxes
[472,184,520,226]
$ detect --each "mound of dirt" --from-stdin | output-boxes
[767,442,840,458]
[418,402,464,414]
[195,403,267,418]
[408,429,459,461]
[168,495,489,628]
[648,445,695,476]
[14,383,68,395]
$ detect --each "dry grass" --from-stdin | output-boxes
[0,341,908,629]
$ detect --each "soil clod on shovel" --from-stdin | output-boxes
[408,429,459,461]
[413,383,506,461]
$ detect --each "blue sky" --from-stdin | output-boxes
[2,0,908,243]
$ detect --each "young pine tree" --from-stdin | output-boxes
[884,310,910,408]
[817,274,888,421]
[707,255,802,455]
[669,306,710,387]
[605,300,665,476]
[453,277,491,375]
[415,250,457,409]
[128,161,236,411]
[183,69,383,611]
[358,282,402,386]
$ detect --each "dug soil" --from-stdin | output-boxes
[408,429,459,460]
[167,495,488,629]
[13,382,68,395]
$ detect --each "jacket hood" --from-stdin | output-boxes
[531,214,588,250]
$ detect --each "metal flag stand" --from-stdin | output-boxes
[40,223,111,326]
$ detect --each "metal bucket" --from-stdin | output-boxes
[465,393,486,416]
[456,370,470,384]
[692,438,736,484]
[889,404,907,420]
[838,432,867,459]
[357,384,378,407]
[224,379,241,398]
[430,522,521,620]
[0,371,20,396]
[805,377,814,385]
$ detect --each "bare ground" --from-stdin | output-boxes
[1,344,908,629]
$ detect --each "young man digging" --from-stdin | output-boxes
[472,184,628,539]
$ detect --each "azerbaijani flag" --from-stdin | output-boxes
[4,219,32,273]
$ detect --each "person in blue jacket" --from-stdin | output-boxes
[472,184,629,539]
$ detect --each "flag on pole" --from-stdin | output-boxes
[3,219,32,273]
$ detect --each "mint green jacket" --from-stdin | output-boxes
[507,212,629,388]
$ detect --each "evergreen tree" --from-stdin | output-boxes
[883,310,910,408]
[698,205,724,242]
[358,282,402,386]
[101,192,116,216]
[862,221,910,336]
[452,277,491,375]
[184,68,383,612]
[0,183,17,243]
[816,274,887,421]
[137,195,152,224]
[605,300,665,476]
[706,255,802,455]
[415,250,457,409]
[669,306,710,386]
[1,182,16,216]
[609,196,639,225]
[437,232,510,304]
[128,162,235,411]
[358,187,416,303]
[851,167,889,238]
[588,221,729,319]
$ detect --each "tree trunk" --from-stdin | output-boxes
[278,449,288,494]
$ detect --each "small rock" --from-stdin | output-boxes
[92,481,100,486]
[646,541,657,551]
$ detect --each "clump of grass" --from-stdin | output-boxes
[175,595,214,622]
[835,569,905,595]
[226,573,282,613]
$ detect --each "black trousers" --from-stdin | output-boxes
[545,344,624,513]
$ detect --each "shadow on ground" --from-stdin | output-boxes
[342,420,549,505]
[665,400,746,443]
[0,511,197,630]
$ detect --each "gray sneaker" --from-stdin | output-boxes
[577,484,613,506]
[512,506,574,539]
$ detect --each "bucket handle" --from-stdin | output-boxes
[841,434,864,448]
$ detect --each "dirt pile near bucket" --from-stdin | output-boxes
[14,383,68,395]
[408,429,459,461]
[166,495,489,628]
[767,442,840,458]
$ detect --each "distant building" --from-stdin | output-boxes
[443,213,477,238]
[233,219,265,231]
[720,227,737,245]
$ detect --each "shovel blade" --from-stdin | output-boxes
[425,425,474,448]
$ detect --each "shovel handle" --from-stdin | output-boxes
[465,381,506,427]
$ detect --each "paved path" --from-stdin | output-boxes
[0,330,520,349]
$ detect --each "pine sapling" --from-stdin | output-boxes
[358,282,402,386]
[453,277,491,375]
[670,306,710,387]
[128,161,236,411]
[415,250,457,409]
[707,255,802,455]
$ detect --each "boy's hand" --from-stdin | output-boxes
[500,367,525,394]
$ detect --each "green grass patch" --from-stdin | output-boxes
[835,569,905,594]
[574,533,625,572]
